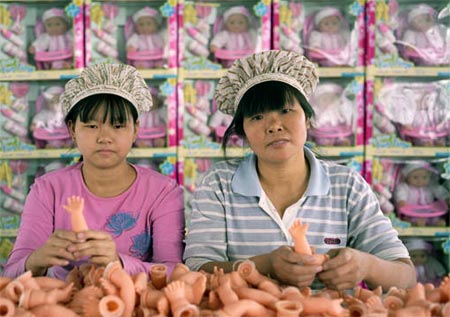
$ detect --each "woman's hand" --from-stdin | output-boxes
[25,230,78,276]
[318,248,368,290]
[68,230,120,267]
[268,246,323,288]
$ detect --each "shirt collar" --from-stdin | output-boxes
[231,146,330,197]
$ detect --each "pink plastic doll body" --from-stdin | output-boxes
[29,8,73,70]
[399,4,449,66]
[135,90,166,147]
[210,6,257,68]
[126,7,165,69]
[394,162,449,226]
[404,239,447,286]
[308,83,354,146]
[305,6,351,66]
[30,86,71,149]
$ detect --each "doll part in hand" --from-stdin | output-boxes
[62,195,88,233]
[29,8,73,70]
[126,6,166,69]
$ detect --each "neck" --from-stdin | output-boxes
[81,162,136,197]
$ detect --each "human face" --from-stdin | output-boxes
[136,16,159,35]
[406,168,431,188]
[225,14,248,33]
[318,15,341,34]
[68,105,138,169]
[243,100,309,164]
[44,17,68,36]
[411,13,434,32]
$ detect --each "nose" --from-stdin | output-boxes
[266,113,283,134]
[96,124,113,143]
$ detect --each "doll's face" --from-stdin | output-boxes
[406,168,431,188]
[136,16,159,35]
[44,17,68,36]
[409,249,428,265]
[225,14,249,33]
[316,91,340,107]
[318,15,342,34]
[410,13,434,32]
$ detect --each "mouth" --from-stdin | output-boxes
[267,139,289,147]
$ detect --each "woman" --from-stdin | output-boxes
[4,64,184,279]
[183,50,416,291]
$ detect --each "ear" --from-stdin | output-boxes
[306,118,311,129]
[133,120,140,142]
[67,120,76,137]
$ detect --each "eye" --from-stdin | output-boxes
[250,114,263,121]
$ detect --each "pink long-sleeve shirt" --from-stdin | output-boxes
[3,162,185,279]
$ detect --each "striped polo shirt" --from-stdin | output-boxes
[183,147,409,271]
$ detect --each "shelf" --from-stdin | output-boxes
[366,146,450,157]
[179,147,250,158]
[366,66,450,78]
[0,69,82,81]
[395,227,450,237]
[317,67,365,78]
[310,146,364,157]
[0,147,177,160]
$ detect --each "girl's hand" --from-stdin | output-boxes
[69,230,120,267]
[269,246,323,288]
[318,248,367,290]
[25,230,79,276]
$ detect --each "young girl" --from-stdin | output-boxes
[210,6,257,67]
[28,7,73,69]
[3,64,185,279]
[126,6,165,69]
[184,50,416,291]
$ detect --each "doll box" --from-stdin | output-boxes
[85,0,178,70]
[272,0,366,67]
[178,0,271,71]
[0,1,84,73]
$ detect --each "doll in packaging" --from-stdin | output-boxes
[398,3,449,65]
[30,86,71,148]
[28,8,73,69]
[308,82,354,146]
[210,6,258,68]
[305,6,351,66]
[126,6,165,69]
[404,238,447,286]
[394,161,449,226]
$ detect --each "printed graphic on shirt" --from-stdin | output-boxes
[130,231,152,259]
[324,237,341,245]
[105,211,138,236]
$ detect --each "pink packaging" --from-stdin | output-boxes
[273,0,366,67]
[179,0,271,71]
[0,1,84,72]
[85,0,177,69]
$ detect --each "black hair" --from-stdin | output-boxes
[64,94,138,161]
[221,81,315,153]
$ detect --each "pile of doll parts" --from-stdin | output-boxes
[1,259,450,317]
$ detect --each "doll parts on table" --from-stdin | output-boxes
[398,4,449,66]
[394,161,450,227]
[126,7,166,69]
[308,83,354,146]
[304,6,352,66]
[210,6,258,68]
[30,86,71,149]
[29,8,73,70]
[404,238,447,286]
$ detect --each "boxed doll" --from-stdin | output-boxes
[273,0,366,67]
[0,1,84,72]
[85,0,177,69]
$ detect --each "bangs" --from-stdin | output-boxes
[238,81,309,118]
[73,94,137,124]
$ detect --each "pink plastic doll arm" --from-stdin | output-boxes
[62,196,88,233]
[289,218,312,255]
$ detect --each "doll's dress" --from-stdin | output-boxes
[211,30,257,68]
[32,32,73,69]
[135,107,166,147]
[126,33,165,68]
